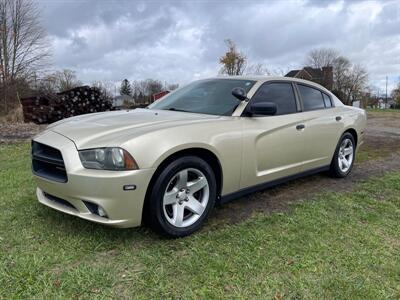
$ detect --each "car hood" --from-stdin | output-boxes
[48,108,220,149]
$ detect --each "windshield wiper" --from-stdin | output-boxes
[167,108,190,113]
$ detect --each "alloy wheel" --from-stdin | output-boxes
[162,168,209,228]
[338,138,354,173]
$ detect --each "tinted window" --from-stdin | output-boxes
[149,79,256,116]
[322,93,332,108]
[252,82,297,115]
[298,85,325,111]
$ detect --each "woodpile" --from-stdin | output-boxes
[20,86,114,124]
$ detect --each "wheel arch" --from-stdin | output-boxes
[329,127,359,166]
[141,147,224,224]
[343,128,358,147]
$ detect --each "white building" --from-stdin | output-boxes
[113,95,135,109]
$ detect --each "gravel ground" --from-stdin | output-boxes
[210,152,400,226]
[0,123,46,143]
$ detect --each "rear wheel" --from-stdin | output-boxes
[147,156,216,237]
[330,132,355,178]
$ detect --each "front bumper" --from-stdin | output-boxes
[33,130,155,228]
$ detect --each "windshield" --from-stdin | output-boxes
[148,79,256,116]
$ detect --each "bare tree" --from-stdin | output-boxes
[131,80,140,100]
[270,67,293,77]
[132,79,148,103]
[343,64,368,105]
[331,56,368,105]
[36,75,57,94]
[391,81,400,107]
[332,56,351,94]
[166,83,179,91]
[146,79,163,96]
[91,80,115,99]
[246,63,271,76]
[0,0,50,113]
[37,69,81,94]
[131,79,165,103]
[53,69,81,92]
[306,48,339,69]
[219,39,247,76]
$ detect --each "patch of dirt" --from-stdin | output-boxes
[210,153,400,226]
[365,112,400,140]
[0,123,45,143]
[210,111,400,226]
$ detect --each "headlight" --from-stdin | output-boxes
[79,147,138,170]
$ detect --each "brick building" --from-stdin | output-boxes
[285,66,333,90]
[152,90,170,102]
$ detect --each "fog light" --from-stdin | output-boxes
[83,201,108,218]
[97,206,107,217]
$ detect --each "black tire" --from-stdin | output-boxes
[330,132,356,178]
[146,156,217,237]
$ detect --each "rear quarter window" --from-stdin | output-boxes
[298,84,325,111]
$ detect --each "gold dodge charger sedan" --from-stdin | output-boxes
[32,77,366,237]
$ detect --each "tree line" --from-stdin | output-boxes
[0,0,177,115]
[119,79,179,104]
[391,82,400,108]
[219,40,369,106]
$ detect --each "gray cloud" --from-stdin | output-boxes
[37,0,400,92]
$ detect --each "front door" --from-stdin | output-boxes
[240,81,306,189]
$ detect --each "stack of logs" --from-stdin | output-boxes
[20,86,114,124]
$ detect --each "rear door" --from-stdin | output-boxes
[240,81,306,189]
[295,83,344,171]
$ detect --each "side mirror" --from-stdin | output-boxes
[232,87,247,101]
[249,102,277,116]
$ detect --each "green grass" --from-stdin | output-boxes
[356,147,394,163]
[366,108,400,113]
[1,142,400,299]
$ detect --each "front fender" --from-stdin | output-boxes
[151,143,223,171]
[120,121,243,195]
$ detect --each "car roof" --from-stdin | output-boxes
[209,75,332,95]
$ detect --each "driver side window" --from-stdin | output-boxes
[251,82,298,115]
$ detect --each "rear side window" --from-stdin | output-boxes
[252,82,297,115]
[322,93,332,108]
[298,84,325,111]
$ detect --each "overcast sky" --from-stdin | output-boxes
[38,0,400,94]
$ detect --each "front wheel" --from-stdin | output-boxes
[330,132,356,178]
[146,156,216,237]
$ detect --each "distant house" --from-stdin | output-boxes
[285,66,333,90]
[152,90,170,102]
[377,98,395,109]
[113,94,134,109]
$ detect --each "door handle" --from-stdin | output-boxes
[336,116,342,121]
[296,124,305,130]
